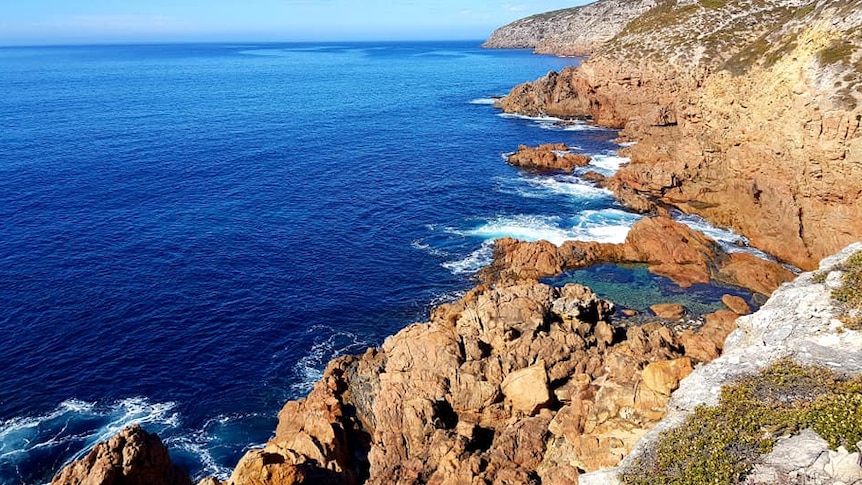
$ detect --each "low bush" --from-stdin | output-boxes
[620,359,862,485]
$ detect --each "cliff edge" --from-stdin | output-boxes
[500,0,862,270]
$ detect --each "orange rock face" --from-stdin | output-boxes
[500,4,862,270]
[50,425,192,485]
[207,281,739,485]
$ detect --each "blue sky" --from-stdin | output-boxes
[0,1,589,46]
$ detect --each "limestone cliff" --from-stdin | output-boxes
[500,0,862,270]
[481,0,657,56]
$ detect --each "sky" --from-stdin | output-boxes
[0,0,590,46]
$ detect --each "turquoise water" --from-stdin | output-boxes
[546,264,758,316]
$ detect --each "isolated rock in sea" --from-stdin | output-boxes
[498,0,862,270]
[507,143,591,173]
[51,424,192,485]
[482,0,658,56]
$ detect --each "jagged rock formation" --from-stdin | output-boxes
[51,424,192,485]
[194,278,745,485]
[499,0,862,270]
[482,0,658,56]
[54,245,862,485]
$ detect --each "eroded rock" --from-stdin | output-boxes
[51,424,192,485]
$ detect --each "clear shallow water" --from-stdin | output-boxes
[0,41,756,483]
[545,264,757,316]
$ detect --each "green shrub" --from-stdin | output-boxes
[620,360,862,485]
[833,251,862,309]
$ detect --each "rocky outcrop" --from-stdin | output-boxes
[478,215,795,296]
[51,424,192,485]
[197,278,744,485]
[507,143,590,173]
[579,244,862,484]
[482,0,658,56]
[499,0,862,270]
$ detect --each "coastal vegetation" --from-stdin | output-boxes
[620,359,862,485]
[833,250,862,330]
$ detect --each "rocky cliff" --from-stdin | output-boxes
[53,241,862,485]
[50,217,794,484]
[482,0,657,56]
[500,0,862,270]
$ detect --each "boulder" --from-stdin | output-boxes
[502,361,552,414]
[641,358,693,396]
[51,424,192,485]
[721,294,751,315]
[649,303,686,320]
[507,144,591,173]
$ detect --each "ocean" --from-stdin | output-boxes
[0,41,756,483]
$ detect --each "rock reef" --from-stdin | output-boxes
[506,144,591,173]
[479,215,794,296]
[208,279,740,485]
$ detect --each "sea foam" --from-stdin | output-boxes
[449,210,640,248]
[0,397,179,484]
[468,98,499,105]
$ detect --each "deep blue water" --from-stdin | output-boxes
[0,41,754,483]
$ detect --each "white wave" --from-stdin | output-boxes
[449,210,641,247]
[671,211,779,262]
[497,112,608,132]
[588,153,630,176]
[494,174,612,202]
[67,398,180,463]
[427,290,467,306]
[573,209,643,243]
[165,413,262,481]
[468,98,498,105]
[411,239,449,257]
[522,176,613,200]
[618,141,638,147]
[0,396,180,482]
[497,112,565,122]
[537,120,602,132]
[290,327,370,396]
[442,240,495,275]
